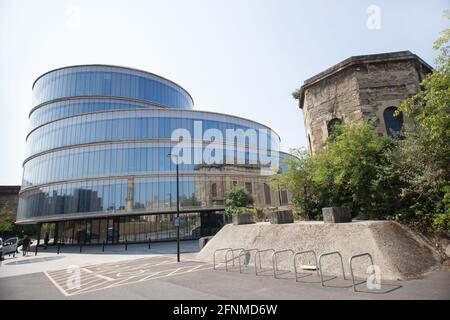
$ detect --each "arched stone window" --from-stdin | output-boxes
[264,183,271,205]
[245,182,252,195]
[383,107,403,137]
[211,183,217,198]
[308,134,312,153]
[280,190,288,205]
[327,118,342,137]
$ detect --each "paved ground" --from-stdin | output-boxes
[0,240,199,278]
[1,253,449,300]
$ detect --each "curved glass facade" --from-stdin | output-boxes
[30,98,159,129]
[18,65,287,243]
[32,65,193,109]
[25,110,278,157]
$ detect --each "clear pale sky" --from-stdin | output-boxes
[0,0,448,185]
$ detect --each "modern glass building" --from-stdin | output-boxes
[17,65,289,245]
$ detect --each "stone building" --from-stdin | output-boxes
[193,163,289,208]
[296,51,432,153]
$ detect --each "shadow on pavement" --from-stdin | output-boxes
[31,240,199,256]
[4,256,66,265]
[352,280,403,294]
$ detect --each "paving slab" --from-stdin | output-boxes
[0,255,448,300]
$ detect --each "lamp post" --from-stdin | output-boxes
[167,153,180,262]
[276,169,282,206]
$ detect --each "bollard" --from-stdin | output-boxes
[125,238,128,251]
[57,243,60,254]
[148,237,151,249]
[79,242,83,253]
[35,245,38,256]
[102,240,105,252]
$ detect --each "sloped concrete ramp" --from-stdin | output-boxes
[196,221,441,280]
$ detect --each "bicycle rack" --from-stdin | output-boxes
[237,249,259,273]
[318,251,346,286]
[272,249,294,279]
[349,253,374,292]
[293,250,319,282]
[215,247,375,295]
[254,249,276,275]
[225,248,245,271]
[213,248,232,270]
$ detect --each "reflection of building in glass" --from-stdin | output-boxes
[0,186,21,218]
[17,65,290,244]
[192,163,289,207]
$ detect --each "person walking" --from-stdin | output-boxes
[22,235,32,256]
[44,232,49,249]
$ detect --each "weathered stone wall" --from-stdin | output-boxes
[303,67,362,154]
[356,60,421,136]
[299,52,432,153]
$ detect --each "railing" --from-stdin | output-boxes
[318,251,346,286]
[213,246,378,295]
[225,248,245,271]
[272,249,294,279]
[213,248,232,270]
[254,249,276,275]
[293,250,319,282]
[349,253,374,292]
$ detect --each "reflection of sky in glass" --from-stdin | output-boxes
[18,66,282,221]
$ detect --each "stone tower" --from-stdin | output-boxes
[297,51,432,154]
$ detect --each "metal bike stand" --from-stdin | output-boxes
[349,253,374,292]
[237,249,258,273]
[213,248,232,270]
[225,248,245,272]
[293,250,319,282]
[254,249,275,275]
[318,251,346,286]
[272,249,294,279]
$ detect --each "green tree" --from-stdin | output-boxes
[225,186,253,216]
[270,148,322,220]
[394,15,450,232]
[311,122,398,218]
[0,201,15,235]
[226,186,253,208]
[398,15,449,147]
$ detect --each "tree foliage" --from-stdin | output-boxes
[270,149,322,219]
[225,186,254,216]
[0,201,14,234]
[393,16,450,232]
[278,124,398,220]
[312,122,398,218]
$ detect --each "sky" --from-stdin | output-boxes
[0,0,448,185]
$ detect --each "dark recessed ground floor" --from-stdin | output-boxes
[37,211,225,246]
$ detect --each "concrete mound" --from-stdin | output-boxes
[196,221,441,280]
